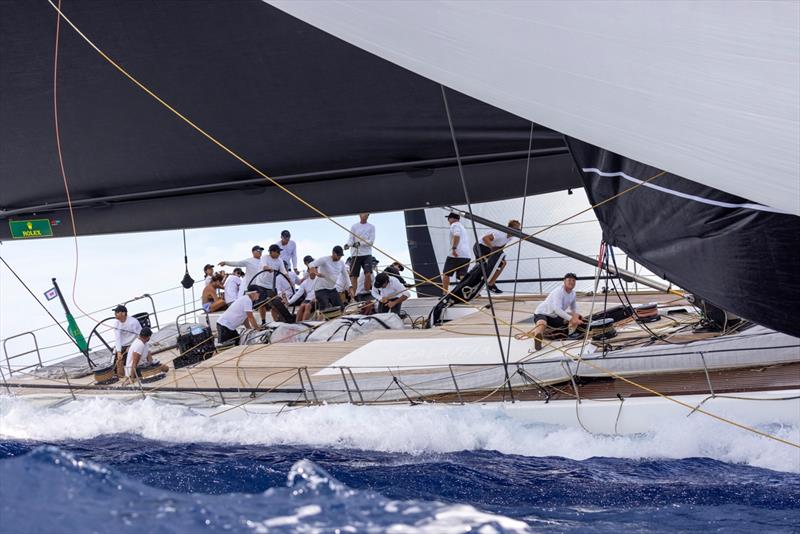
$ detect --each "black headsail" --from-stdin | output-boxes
[0,0,578,240]
[565,138,800,338]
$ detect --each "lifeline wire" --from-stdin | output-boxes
[43,0,797,448]
[441,85,513,401]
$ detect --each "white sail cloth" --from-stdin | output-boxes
[269,1,800,216]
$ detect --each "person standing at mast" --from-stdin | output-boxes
[274,230,299,274]
[442,212,471,293]
[345,213,375,296]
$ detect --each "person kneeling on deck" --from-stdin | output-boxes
[201,273,227,313]
[125,327,153,382]
[309,246,350,312]
[289,263,317,322]
[113,304,142,378]
[477,219,522,294]
[371,272,410,315]
[530,272,585,351]
[216,291,260,346]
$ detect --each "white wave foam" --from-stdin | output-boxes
[1,396,797,473]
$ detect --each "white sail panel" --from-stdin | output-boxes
[422,190,666,295]
[270,1,800,216]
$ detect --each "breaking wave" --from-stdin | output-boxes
[1,396,797,473]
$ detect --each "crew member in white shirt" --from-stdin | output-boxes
[530,272,585,351]
[289,259,317,321]
[442,212,472,292]
[476,219,522,294]
[275,230,299,274]
[250,244,289,323]
[125,327,153,381]
[344,213,375,294]
[371,272,410,315]
[216,291,260,345]
[203,264,215,287]
[276,270,300,305]
[112,304,142,378]
[224,268,245,304]
[219,245,264,295]
[309,246,350,311]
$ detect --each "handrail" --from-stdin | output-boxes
[2,332,42,377]
[123,293,160,331]
[175,308,210,332]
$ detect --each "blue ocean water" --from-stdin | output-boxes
[2,397,799,533]
[1,437,798,533]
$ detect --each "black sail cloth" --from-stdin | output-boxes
[0,0,578,239]
[565,138,800,338]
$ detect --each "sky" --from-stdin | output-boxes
[0,211,412,370]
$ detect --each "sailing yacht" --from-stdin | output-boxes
[0,1,797,441]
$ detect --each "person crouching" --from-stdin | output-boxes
[216,291,260,346]
[371,272,410,314]
[125,327,153,382]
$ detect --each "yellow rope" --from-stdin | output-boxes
[45,1,796,448]
[44,0,662,344]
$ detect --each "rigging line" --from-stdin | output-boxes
[506,122,534,359]
[44,0,442,300]
[441,85,512,402]
[52,0,96,324]
[43,0,630,347]
[0,256,87,357]
[43,0,515,337]
[45,0,663,348]
[559,346,800,449]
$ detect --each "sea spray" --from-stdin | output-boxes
[1,396,797,473]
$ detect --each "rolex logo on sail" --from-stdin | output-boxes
[9,219,54,239]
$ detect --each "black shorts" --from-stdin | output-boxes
[534,314,567,329]
[248,285,276,310]
[443,256,470,279]
[350,255,374,277]
[378,299,403,315]
[217,324,240,345]
[315,288,342,310]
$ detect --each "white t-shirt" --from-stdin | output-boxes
[125,337,149,377]
[114,316,142,352]
[223,275,243,304]
[204,275,213,287]
[535,285,578,320]
[310,256,349,291]
[276,271,299,299]
[346,222,376,256]
[217,295,254,330]
[371,276,410,302]
[484,230,513,248]
[254,256,287,289]
[223,256,262,289]
[288,276,317,305]
[356,273,368,296]
[274,239,298,271]
[448,221,472,258]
